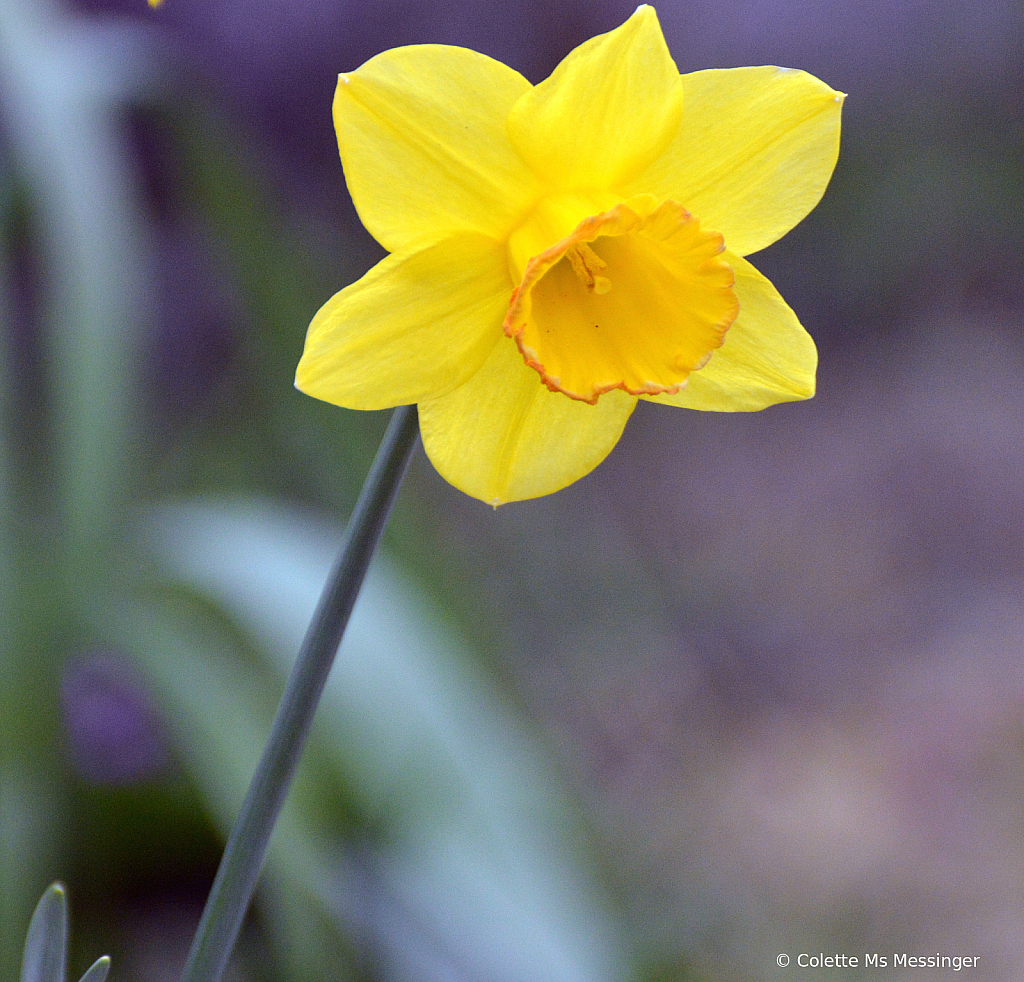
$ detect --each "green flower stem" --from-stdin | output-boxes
[179,405,420,982]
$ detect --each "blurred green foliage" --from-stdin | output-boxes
[20,884,109,982]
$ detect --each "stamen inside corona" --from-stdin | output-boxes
[566,243,611,294]
[504,197,739,404]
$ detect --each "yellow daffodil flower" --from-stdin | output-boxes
[296,5,844,505]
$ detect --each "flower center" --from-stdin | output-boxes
[504,196,739,404]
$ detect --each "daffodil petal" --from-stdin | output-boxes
[296,234,509,410]
[507,5,683,191]
[643,253,816,411]
[334,45,543,252]
[419,337,636,505]
[621,66,843,257]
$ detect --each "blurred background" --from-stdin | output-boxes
[1,0,1023,979]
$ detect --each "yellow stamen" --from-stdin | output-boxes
[566,243,612,294]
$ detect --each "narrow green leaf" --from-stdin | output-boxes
[0,1,155,556]
[76,956,111,982]
[20,884,67,982]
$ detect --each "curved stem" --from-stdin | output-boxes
[179,405,420,982]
